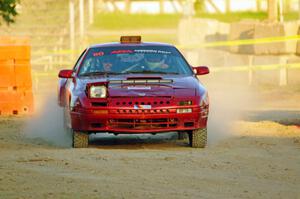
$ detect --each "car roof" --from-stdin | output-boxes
[89,42,175,49]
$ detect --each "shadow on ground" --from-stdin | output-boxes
[88,132,190,149]
[243,110,300,126]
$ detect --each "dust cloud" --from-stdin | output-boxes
[24,94,72,147]
[205,75,260,146]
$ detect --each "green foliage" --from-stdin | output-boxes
[194,0,205,14]
[0,0,19,25]
[92,11,299,31]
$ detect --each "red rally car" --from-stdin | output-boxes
[58,36,209,148]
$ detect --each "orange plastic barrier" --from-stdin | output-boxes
[0,90,34,115]
[0,45,30,60]
[0,59,15,88]
[15,59,32,89]
[0,37,34,116]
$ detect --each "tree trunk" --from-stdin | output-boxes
[124,0,131,14]
[268,0,278,22]
[225,0,230,13]
[159,0,164,14]
[256,0,261,12]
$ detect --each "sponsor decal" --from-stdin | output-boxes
[134,49,171,54]
[111,50,133,54]
[127,86,151,90]
[134,105,152,110]
[137,93,146,97]
[93,51,104,57]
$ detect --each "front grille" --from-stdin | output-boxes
[108,97,176,114]
[109,118,178,129]
[91,123,103,128]
[112,109,171,114]
[110,97,171,107]
[91,102,107,107]
[184,122,194,127]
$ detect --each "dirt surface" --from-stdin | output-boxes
[1,74,300,198]
[0,118,299,199]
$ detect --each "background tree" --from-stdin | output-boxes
[0,0,19,25]
[194,0,205,15]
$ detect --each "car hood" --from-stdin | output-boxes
[76,74,204,97]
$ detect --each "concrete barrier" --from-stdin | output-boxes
[178,18,300,55]
[228,20,257,54]
[254,21,299,55]
[228,21,299,55]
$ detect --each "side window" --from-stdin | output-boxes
[73,49,87,71]
[79,57,103,74]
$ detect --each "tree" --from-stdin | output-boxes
[194,0,205,14]
[0,0,19,25]
[267,0,278,22]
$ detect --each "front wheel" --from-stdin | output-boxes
[73,131,89,148]
[188,128,207,148]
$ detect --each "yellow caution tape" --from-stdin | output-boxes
[30,35,300,56]
[177,35,300,49]
[210,63,300,72]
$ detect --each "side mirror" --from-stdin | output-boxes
[58,69,73,78]
[192,66,209,75]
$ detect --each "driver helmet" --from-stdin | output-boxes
[101,56,113,71]
[145,54,165,69]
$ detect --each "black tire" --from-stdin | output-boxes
[73,131,89,148]
[177,132,187,140]
[188,128,207,148]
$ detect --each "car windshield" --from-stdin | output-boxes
[78,46,193,76]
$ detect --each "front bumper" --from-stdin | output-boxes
[70,106,208,133]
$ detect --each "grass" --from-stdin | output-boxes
[92,13,181,30]
[89,11,299,45]
[91,12,300,30]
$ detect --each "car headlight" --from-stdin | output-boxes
[90,85,107,98]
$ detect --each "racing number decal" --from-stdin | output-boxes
[93,51,104,57]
